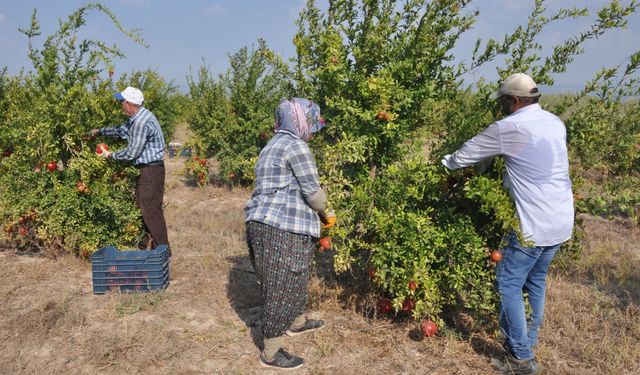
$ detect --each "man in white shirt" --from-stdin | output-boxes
[441,73,574,375]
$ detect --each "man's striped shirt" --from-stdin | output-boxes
[99,107,165,166]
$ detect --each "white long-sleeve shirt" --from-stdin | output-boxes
[441,103,574,246]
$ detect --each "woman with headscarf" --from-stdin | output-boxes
[244,98,330,370]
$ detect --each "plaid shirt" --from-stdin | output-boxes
[99,107,165,166]
[245,132,322,237]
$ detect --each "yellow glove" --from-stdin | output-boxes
[322,211,336,229]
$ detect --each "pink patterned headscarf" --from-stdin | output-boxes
[274,98,326,141]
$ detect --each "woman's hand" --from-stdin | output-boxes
[321,210,336,229]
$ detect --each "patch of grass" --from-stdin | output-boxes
[576,241,640,302]
[544,275,640,375]
[114,292,168,317]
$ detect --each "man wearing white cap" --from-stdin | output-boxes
[441,73,574,375]
[91,86,170,255]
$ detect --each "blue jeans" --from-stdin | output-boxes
[496,233,561,360]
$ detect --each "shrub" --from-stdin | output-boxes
[290,0,639,322]
[185,42,293,183]
[0,4,148,255]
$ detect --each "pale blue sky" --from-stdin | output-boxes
[1,0,638,93]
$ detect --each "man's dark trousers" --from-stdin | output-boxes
[135,165,169,248]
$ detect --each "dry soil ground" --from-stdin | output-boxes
[1,155,639,375]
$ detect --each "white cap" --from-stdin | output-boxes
[490,73,541,99]
[114,86,144,105]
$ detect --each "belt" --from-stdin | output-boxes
[134,161,164,169]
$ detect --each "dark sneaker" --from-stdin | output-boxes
[491,353,539,375]
[137,233,152,250]
[286,319,325,336]
[260,349,304,370]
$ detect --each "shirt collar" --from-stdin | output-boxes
[129,106,146,122]
[509,103,541,117]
